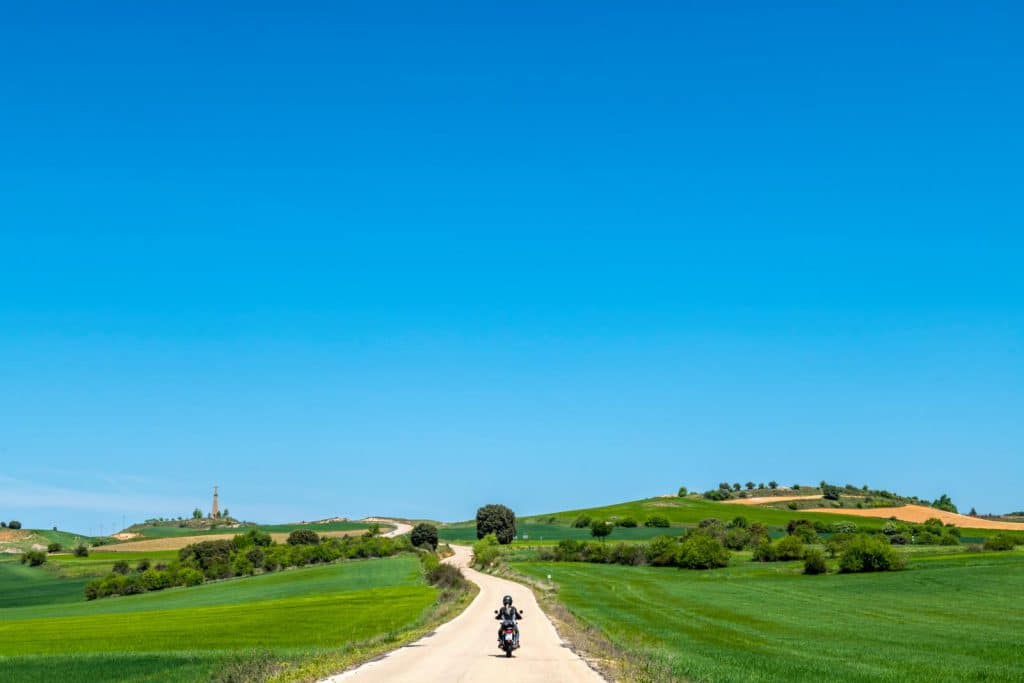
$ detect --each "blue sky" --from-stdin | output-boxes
[2,2,1022,533]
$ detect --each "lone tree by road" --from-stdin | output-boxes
[411,523,439,549]
[476,504,516,545]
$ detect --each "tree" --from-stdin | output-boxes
[192,508,203,519]
[411,523,439,549]
[822,484,841,501]
[758,482,766,490]
[0,521,5,528]
[8,520,21,530]
[932,494,958,514]
[745,481,755,490]
[677,486,688,497]
[287,529,321,545]
[73,543,89,557]
[47,542,62,553]
[222,508,230,518]
[476,504,516,545]
[732,483,741,492]
[590,519,612,541]
[969,507,978,517]
[769,481,778,489]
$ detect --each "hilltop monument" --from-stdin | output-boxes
[211,486,219,518]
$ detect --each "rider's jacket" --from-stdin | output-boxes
[496,606,523,621]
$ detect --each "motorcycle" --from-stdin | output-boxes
[494,609,523,657]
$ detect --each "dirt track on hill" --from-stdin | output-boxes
[322,545,603,683]
[807,504,1024,530]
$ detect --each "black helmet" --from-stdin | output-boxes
[503,595,513,606]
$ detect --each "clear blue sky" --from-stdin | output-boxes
[2,2,1021,533]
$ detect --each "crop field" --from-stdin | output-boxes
[0,555,436,682]
[129,520,372,540]
[516,550,1024,682]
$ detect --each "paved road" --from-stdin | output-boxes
[361,518,414,538]
[322,545,604,683]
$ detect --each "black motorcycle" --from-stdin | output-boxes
[494,609,523,657]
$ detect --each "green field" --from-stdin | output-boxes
[0,555,436,681]
[439,522,688,543]
[516,550,1024,682]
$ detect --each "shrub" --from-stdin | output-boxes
[112,560,130,575]
[178,568,205,586]
[476,504,517,545]
[572,516,592,528]
[581,541,610,563]
[411,523,439,549]
[73,544,89,558]
[830,522,858,534]
[7,521,21,530]
[774,535,805,561]
[233,529,272,549]
[23,550,47,566]
[231,555,255,576]
[611,542,646,566]
[822,484,841,501]
[723,528,751,550]
[752,539,775,562]
[646,535,680,566]
[472,533,501,568]
[727,516,748,529]
[180,539,234,578]
[984,534,1017,551]
[136,558,151,572]
[678,534,729,569]
[644,516,670,528]
[677,486,688,497]
[245,547,265,567]
[888,533,909,545]
[590,520,613,540]
[616,517,638,528]
[47,542,62,553]
[554,539,582,562]
[803,549,827,575]
[139,569,171,591]
[704,488,731,501]
[287,529,321,546]
[787,501,798,510]
[839,535,906,573]
[426,563,466,590]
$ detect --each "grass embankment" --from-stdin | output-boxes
[516,550,1024,682]
[0,554,440,682]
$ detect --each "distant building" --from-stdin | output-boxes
[211,486,220,518]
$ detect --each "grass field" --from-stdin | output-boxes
[0,555,436,682]
[516,550,1024,682]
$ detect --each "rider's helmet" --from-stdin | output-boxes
[503,595,513,606]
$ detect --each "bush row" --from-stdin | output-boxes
[541,532,730,570]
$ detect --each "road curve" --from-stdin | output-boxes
[321,545,604,683]
[361,518,414,538]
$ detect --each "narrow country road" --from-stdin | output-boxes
[322,545,605,683]
[362,518,414,538]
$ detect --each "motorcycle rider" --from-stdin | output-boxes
[495,594,523,647]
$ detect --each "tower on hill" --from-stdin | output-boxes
[211,486,219,518]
